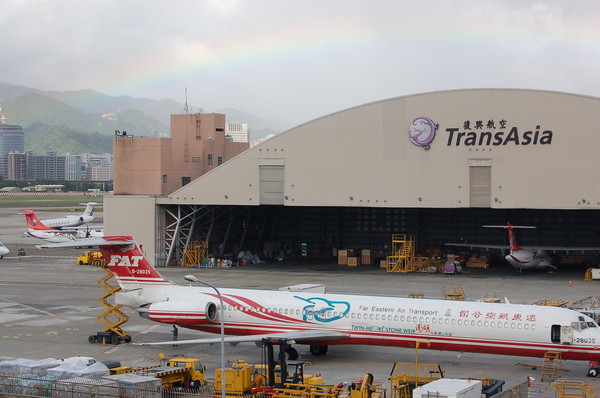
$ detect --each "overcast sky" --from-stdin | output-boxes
[2,0,599,127]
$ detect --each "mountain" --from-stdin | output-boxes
[0,82,291,138]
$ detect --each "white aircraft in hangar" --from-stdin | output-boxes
[39,235,600,377]
[445,222,600,271]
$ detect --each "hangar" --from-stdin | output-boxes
[105,88,600,267]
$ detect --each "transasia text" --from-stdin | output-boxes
[446,126,553,146]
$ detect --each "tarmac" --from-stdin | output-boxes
[2,204,600,393]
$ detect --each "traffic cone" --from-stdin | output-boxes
[569,280,573,287]
[102,336,106,346]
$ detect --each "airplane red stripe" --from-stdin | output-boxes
[183,321,598,360]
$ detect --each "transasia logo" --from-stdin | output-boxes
[446,125,553,146]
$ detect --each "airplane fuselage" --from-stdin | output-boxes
[505,247,552,270]
[119,284,600,361]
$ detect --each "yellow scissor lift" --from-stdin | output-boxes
[87,260,131,345]
[386,234,429,273]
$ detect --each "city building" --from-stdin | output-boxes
[112,113,250,196]
[0,124,25,179]
[226,122,250,143]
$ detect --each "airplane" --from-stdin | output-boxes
[24,210,103,243]
[24,202,99,230]
[39,235,600,377]
[0,241,9,258]
[445,222,600,271]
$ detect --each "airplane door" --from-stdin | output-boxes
[551,324,573,344]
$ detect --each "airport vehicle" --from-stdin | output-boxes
[24,210,103,242]
[114,357,207,389]
[446,222,600,270]
[77,250,103,265]
[38,236,600,376]
[25,202,98,230]
[0,241,9,258]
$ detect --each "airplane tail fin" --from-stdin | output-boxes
[37,236,174,289]
[24,209,52,231]
[506,222,523,252]
[483,222,535,253]
[81,202,98,217]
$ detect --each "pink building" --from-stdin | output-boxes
[113,113,249,195]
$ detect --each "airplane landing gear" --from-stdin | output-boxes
[309,344,328,356]
[285,346,299,360]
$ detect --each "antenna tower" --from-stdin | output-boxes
[183,88,190,114]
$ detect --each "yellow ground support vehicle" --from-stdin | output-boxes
[77,250,103,265]
[113,357,207,390]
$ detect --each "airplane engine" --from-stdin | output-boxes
[138,300,218,326]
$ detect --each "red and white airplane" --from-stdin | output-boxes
[25,202,98,229]
[24,209,103,243]
[446,222,600,270]
[39,236,600,377]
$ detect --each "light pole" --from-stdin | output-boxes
[184,275,225,398]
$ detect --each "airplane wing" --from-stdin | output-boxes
[445,242,508,250]
[36,237,134,249]
[134,329,351,346]
[445,242,600,254]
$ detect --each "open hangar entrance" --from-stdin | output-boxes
[159,204,600,268]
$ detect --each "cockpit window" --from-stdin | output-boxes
[588,322,597,328]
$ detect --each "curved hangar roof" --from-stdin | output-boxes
[160,89,600,210]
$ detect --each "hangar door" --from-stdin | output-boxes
[469,159,491,207]
[259,158,284,205]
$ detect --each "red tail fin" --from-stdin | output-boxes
[97,236,173,288]
[24,210,52,231]
[506,222,523,252]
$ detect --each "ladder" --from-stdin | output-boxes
[540,351,564,382]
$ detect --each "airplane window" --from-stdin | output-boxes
[511,323,516,329]
[471,320,476,327]
[394,315,398,321]
[451,319,456,325]
[375,314,380,320]
[579,316,585,321]
[284,309,289,315]
[490,321,495,327]
[419,317,424,323]
[517,323,522,329]
[351,313,355,319]
[477,321,482,327]
[580,322,588,330]
[432,318,437,324]
[524,324,529,329]
[400,316,405,322]
[445,319,449,325]
[426,317,430,323]
[588,322,597,328]
[413,316,418,322]
[357,313,362,319]
[369,314,374,320]
[457,319,462,326]
[504,322,509,328]
[571,322,580,331]
[484,321,489,327]
[532,325,536,330]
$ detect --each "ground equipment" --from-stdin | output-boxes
[77,250,102,265]
[115,357,207,390]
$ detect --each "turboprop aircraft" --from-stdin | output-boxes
[446,222,600,271]
[39,235,600,376]
[24,210,103,243]
[24,202,98,230]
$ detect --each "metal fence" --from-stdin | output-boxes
[0,374,214,398]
